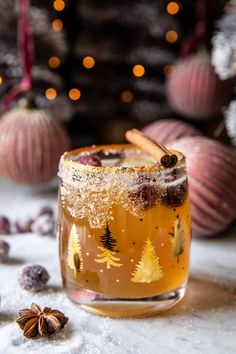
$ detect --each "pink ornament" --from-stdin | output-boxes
[142,119,201,145]
[171,137,236,237]
[166,54,232,120]
[0,107,70,184]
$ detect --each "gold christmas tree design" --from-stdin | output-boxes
[95,224,122,269]
[170,215,184,263]
[131,239,163,283]
[67,223,84,277]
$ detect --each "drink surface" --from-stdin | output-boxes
[58,145,191,301]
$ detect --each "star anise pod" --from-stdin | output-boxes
[16,303,69,338]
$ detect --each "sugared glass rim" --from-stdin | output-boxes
[59,144,186,173]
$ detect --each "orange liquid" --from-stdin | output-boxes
[59,191,191,299]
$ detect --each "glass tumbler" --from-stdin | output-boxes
[58,144,191,317]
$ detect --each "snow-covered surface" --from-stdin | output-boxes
[0,177,236,354]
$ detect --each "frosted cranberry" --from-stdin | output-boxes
[0,240,10,260]
[16,217,34,233]
[0,216,11,235]
[163,168,188,206]
[76,154,101,167]
[37,206,54,217]
[19,264,50,292]
[31,214,55,236]
[165,181,187,206]
[129,175,158,209]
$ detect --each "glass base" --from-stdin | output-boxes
[65,284,186,317]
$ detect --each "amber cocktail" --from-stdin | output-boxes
[58,145,191,316]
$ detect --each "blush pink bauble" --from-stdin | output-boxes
[143,119,201,145]
[0,107,70,184]
[166,55,232,120]
[170,136,236,237]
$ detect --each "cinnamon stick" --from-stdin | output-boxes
[125,129,178,168]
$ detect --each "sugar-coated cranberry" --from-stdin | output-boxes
[76,154,102,167]
[165,181,188,206]
[37,206,54,217]
[0,240,10,261]
[129,175,158,209]
[31,214,55,236]
[163,168,188,206]
[19,264,50,292]
[0,216,11,235]
[16,217,34,233]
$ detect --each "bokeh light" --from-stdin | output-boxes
[53,0,65,11]
[120,90,134,103]
[52,19,63,31]
[165,30,178,43]
[132,64,145,78]
[68,88,81,101]
[82,56,95,69]
[45,88,57,100]
[167,2,180,15]
[48,56,61,68]
[0,76,3,85]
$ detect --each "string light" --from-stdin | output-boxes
[82,56,95,69]
[53,0,65,11]
[163,64,174,77]
[45,88,57,100]
[132,64,145,78]
[167,2,180,15]
[0,76,3,85]
[120,90,134,103]
[68,88,81,101]
[48,56,61,68]
[165,30,178,43]
[52,19,63,31]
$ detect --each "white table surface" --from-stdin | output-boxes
[0,177,236,354]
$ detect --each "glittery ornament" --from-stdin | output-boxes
[171,137,236,237]
[0,106,70,184]
[143,119,201,145]
[166,54,232,120]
